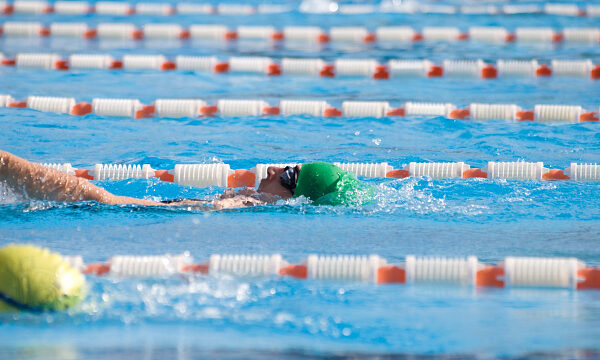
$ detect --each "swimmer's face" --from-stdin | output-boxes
[257,165,301,199]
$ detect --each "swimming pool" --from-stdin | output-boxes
[1,1,600,358]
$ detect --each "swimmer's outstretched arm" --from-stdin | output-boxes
[0,150,268,208]
[0,150,160,205]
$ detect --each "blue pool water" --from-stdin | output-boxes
[1,2,600,359]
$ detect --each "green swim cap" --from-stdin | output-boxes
[0,245,85,313]
[293,162,374,206]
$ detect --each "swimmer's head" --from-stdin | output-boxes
[0,244,85,313]
[257,165,301,199]
[293,162,374,206]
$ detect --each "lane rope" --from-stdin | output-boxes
[61,252,600,290]
[33,159,600,186]
[1,1,599,18]
[1,94,598,123]
[1,22,598,45]
[3,52,599,80]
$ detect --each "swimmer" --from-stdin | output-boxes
[0,150,373,209]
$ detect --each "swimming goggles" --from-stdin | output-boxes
[280,166,298,194]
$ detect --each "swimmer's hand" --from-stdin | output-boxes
[217,188,284,207]
[163,191,276,210]
[213,195,263,209]
[219,188,259,199]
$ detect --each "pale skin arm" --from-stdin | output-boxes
[0,150,160,205]
[0,150,268,208]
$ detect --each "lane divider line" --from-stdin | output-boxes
[38,160,600,187]
[2,53,599,80]
[59,252,600,290]
[2,1,600,18]
[1,95,597,123]
[0,22,598,45]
